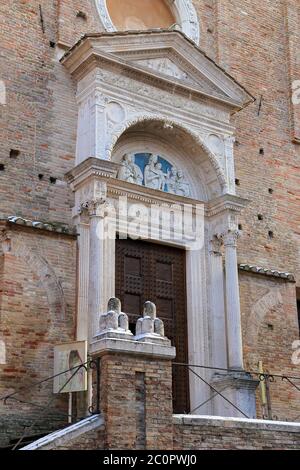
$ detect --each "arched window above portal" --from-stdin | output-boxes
[106,0,175,31]
[95,0,200,44]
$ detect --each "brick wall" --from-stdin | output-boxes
[173,415,300,450]
[0,227,76,446]
[192,0,300,287]
[0,0,299,448]
[99,353,173,450]
[240,273,299,422]
[0,0,77,224]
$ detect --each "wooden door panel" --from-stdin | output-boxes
[115,237,189,413]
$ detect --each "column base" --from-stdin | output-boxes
[211,371,259,419]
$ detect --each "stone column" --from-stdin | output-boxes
[220,229,244,370]
[76,215,90,342]
[186,248,211,415]
[209,229,259,419]
[86,199,107,344]
[209,237,227,370]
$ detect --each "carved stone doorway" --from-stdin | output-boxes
[115,237,190,413]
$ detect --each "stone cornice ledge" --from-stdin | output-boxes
[173,415,300,433]
[0,217,77,237]
[65,157,205,207]
[60,31,254,109]
[65,157,119,186]
[239,264,295,282]
[107,179,204,207]
[90,337,176,360]
[205,194,250,217]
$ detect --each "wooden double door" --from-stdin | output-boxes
[115,237,190,414]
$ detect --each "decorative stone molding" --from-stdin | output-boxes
[65,158,119,188]
[94,0,200,44]
[209,236,223,256]
[81,199,107,218]
[135,301,170,345]
[62,31,254,202]
[205,194,249,219]
[218,229,240,248]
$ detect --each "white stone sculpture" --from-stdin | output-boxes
[98,298,132,337]
[175,169,190,197]
[117,154,143,185]
[135,301,169,345]
[144,155,161,190]
[136,58,192,83]
[166,167,190,197]
[117,153,190,196]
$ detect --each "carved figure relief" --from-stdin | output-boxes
[117,153,190,197]
[117,154,144,185]
[136,58,194,84]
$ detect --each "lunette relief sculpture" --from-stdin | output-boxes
[117,153,190,197]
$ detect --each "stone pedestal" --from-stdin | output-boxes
[212,371,259,419]
[90,298,176,450]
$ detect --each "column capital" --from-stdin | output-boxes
[209,236,223,256]
[81,198,112,218]
[224,135,236,146]
[218,229,240,248]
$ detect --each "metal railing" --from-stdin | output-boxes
[173,362,300,422]
[0,358,100,450]
[1,359,299,449]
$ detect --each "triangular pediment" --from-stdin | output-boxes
[132,57,198,86]
[62,30,254,109]
[117,48,233,103]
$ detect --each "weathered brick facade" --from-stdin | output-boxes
[0,225,76,444]
[0,0,299,449]
[20,349,300,451]
[173,416,300,450]
[99,353,173,450]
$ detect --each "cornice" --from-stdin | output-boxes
[65,157,119,187]
[61,31,254,110]
[0,217,77,237]
[205,194,250,217]
[66,51,243,110]
[239,264,295,283]
[107,181,204,208]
